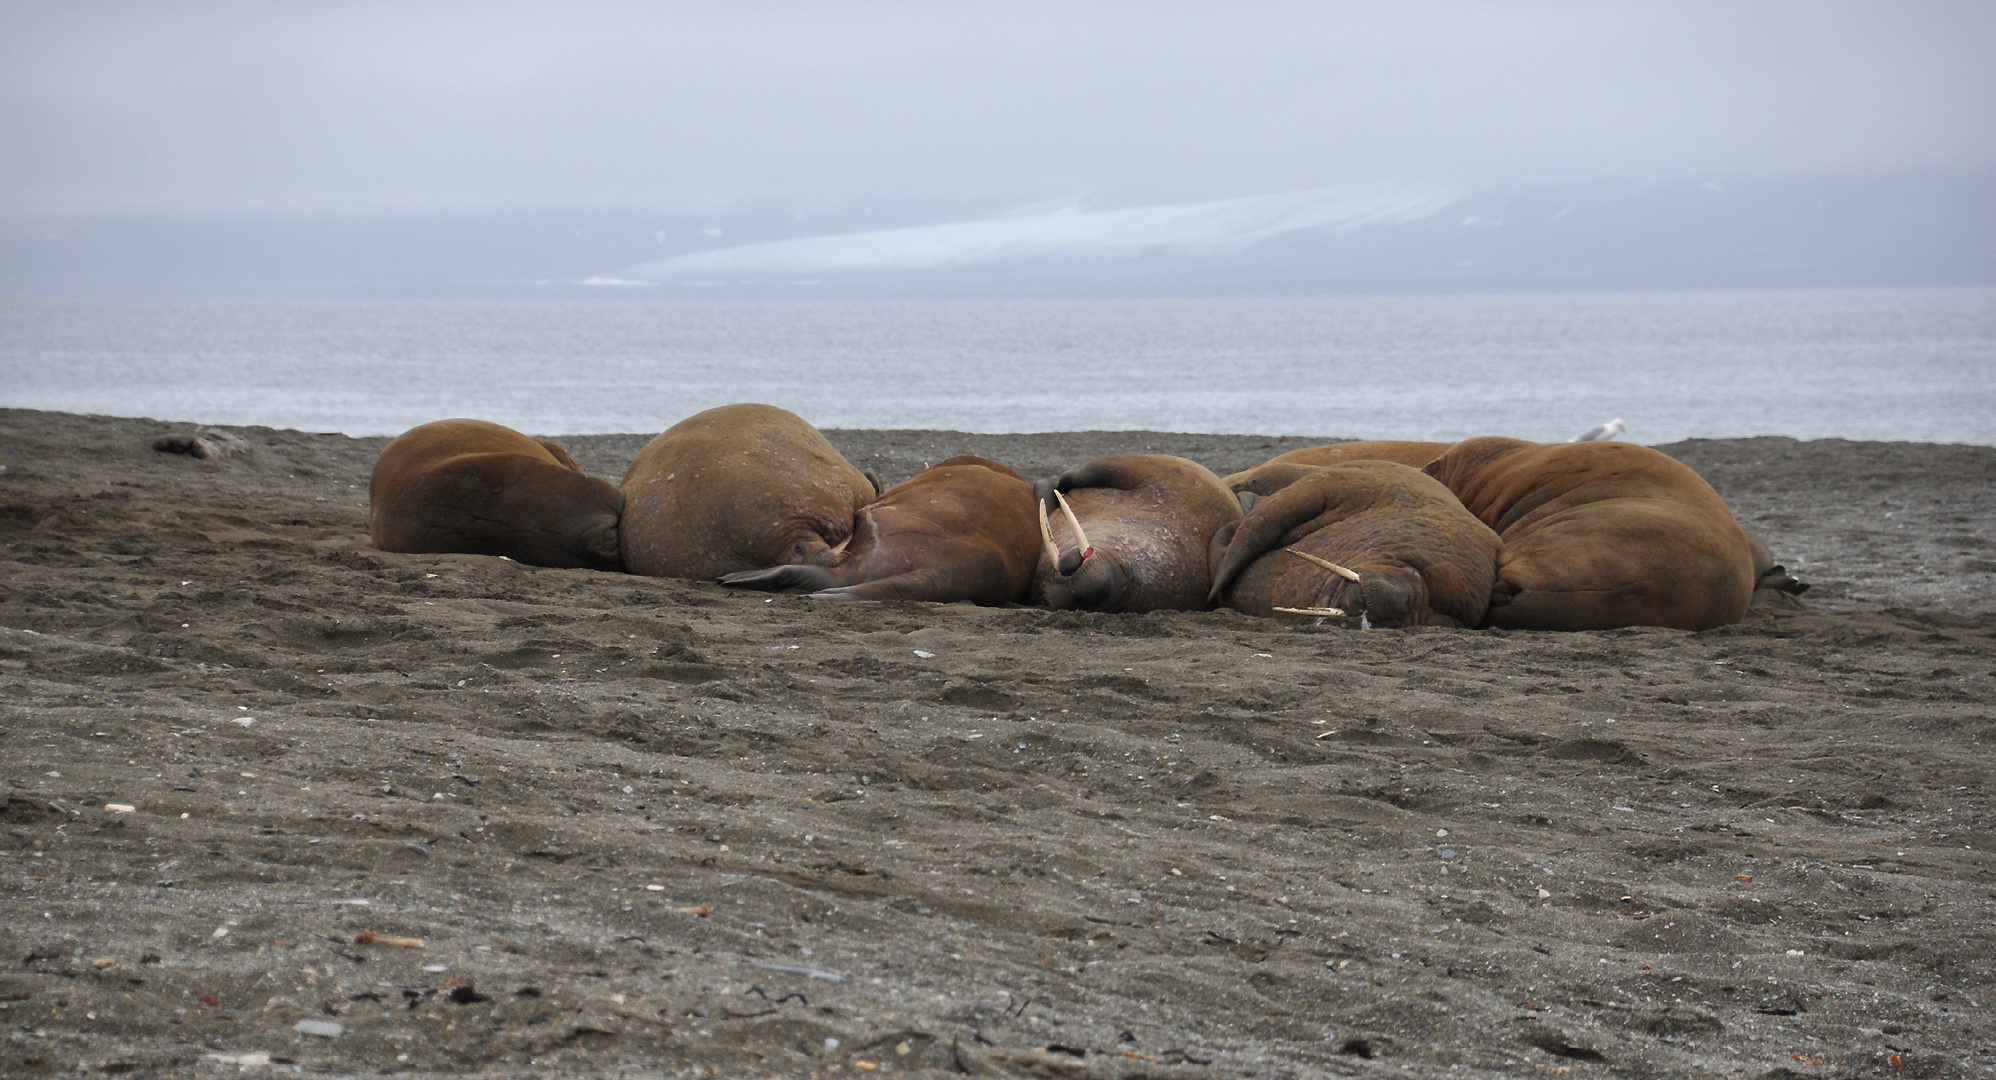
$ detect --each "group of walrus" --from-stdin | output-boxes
[368,403,1806,632]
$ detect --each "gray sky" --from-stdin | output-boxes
[3,1,1992,216]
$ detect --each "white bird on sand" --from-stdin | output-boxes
[1569,418,1626,443]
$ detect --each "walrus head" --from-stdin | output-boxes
[516,474,624,571]
[1036,491,1128,611]
[576,514,622,567]
[1278,548,1427,629]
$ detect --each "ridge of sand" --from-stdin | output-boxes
[1,408,1992,1076]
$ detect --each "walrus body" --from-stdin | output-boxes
[369,419,624,570]
[1422,437,1757,631]
[1220,440,1451,489]
[717,456,1040,604]
[1031,455,1241,613]
[619,404,877,580]
[1209,461,1501,628]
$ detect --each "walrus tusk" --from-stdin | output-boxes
[1037,498,1062,569]
[827,533,852,557]
[1274,605,1350,617]
[1053,489,1091,555]
[1284,548,1360,581]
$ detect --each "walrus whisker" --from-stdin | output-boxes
[1283,548,1360,581]
[1054,490,1091,555]
[1037,498,1062,569]
[1273,605,1350,617]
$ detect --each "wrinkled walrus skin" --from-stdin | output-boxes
[1031,455,1242,613]
[1220,440,1452,489]
[1422,437,1757,631]
[1209,461,1501,628]
[369,419,624,571]
[619,404,877,580]
[717,456,1041,604]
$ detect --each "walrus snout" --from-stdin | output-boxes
[1352,568,1423,630]
[580,519,621,565]
[1044,553,1123,611]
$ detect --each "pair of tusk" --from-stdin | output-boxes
[1054,490,1091,555]
[1274,605,1350,617]
[1284,548,1360,581]
[1038,490,1093,570]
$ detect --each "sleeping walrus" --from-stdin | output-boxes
[1220,440,1451,489]
[369,419,624,570]
[1031,455,1241,613]
[1422,437,1758,631]
[717,456,1040,604]
[619,403,878,580]
[1209,460,1501,628]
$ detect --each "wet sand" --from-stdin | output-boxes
[1,408,1992,1078]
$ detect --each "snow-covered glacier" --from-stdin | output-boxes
[619,185,1464,281]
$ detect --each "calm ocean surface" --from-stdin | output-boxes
[3,289,1992,445]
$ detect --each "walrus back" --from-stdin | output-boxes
[1426,437,1756,631]
[369,419,624,570]
[1222,439,1452,487]
[618,403,875,580]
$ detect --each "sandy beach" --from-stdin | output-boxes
[1,407,1992,1078]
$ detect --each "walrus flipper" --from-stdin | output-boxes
[1227,462,1324,498]
[1207,519,1242,583]
[536,440,587,474]
[1207,480,1357,603]
[1758,565,1808,595]
[718,565,839,593]
[1035,458,1153,504]
[809,568,960,603]
[1742,528,1808,596]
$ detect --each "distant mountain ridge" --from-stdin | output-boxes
[3,169,1989,297]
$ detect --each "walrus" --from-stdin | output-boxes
[717,456,1041,604]
[1031,455,1242,613]
[368,418,624,570]
[1208,460,1501,628]
[1421,436,1758,631]
[619,403,878,580]
[1220,440,1452,489]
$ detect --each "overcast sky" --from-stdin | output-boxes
[3,1,1992,216]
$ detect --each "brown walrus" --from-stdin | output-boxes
[1422,436,1758,631]
[1208,460,1501,628]
[716,455,1040,604]
[619,403,878,580]
[368,418,624,570]
[1220,440,1452,489]
[1031,455,1241,613]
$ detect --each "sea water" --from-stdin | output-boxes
[3,288,1992,445]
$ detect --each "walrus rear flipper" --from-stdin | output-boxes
[1743,526,1808,604]
[718,565,839,593]
[1757,565,1808,595]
